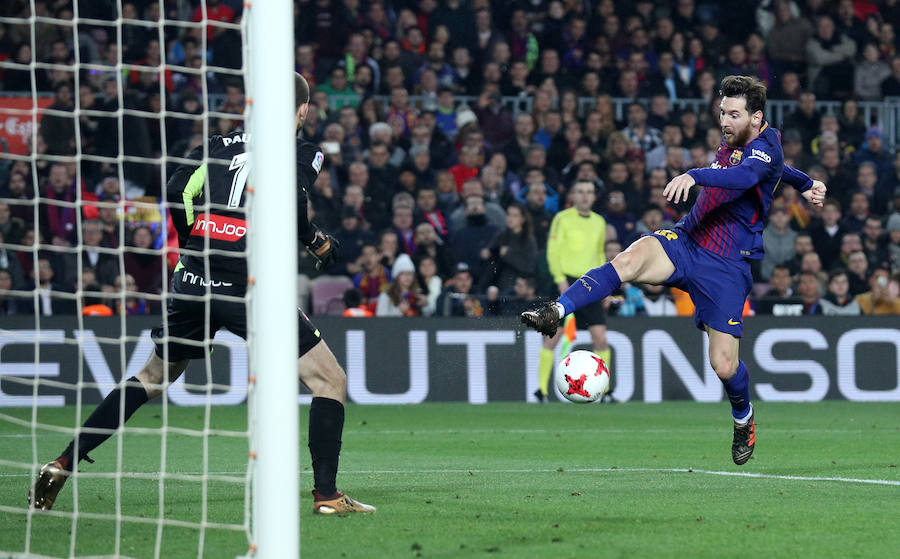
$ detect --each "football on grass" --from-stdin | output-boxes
[555,350,610,403]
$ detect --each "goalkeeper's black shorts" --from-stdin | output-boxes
[151,267,322,362]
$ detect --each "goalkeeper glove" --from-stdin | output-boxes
[305,230,342,271]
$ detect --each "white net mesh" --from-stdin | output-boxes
[0,2,260,557]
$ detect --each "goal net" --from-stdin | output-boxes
[0,2,296,557]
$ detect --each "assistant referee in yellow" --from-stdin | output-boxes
[536,180,610,401]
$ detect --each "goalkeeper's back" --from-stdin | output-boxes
[167,130,323,286]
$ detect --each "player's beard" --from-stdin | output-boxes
[723,123,753,147]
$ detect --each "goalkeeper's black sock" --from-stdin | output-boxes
[308,396,344,497]
[58,376,149,469]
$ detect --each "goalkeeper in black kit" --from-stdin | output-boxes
[30,74,375,515]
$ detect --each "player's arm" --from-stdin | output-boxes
[297,141,341,270]
[781,165,812,192]
[166,141,208,246]
[665,142,775,202]
[781,165,827,207]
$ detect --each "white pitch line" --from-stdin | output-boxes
[1,467,898,486]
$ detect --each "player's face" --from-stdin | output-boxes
[572,184,596,212]
[719,96,759,147]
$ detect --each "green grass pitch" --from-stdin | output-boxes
[1,401,899,558]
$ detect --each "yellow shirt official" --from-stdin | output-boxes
[546,208,607,284]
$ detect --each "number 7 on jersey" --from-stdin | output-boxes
[227,152,251,208]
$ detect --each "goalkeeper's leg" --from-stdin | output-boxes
[30,354,189,510]
[297,331,375,515]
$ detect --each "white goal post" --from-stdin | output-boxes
[246,0,300,557]
[0,0,300,557]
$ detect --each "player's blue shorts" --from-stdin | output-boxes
[646,228,752,337]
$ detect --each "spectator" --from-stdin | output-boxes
[449,178,506,233]
[449,145,481,192]
[842,192,870,234]
[451,195,499,281]
[437,262,477,317]
[604,190,638,245]
[40,82,76,155]
[639,284,678,316]
[854,128,893,180]
[333,206,374,277]
[0,268,31,316]
[318,67,359,109]
[800,252,828,289]
[783,92,821,150]
[819,269,861,315]
[487,275,537,316]
[765,265,794,299]
[30,257,75,316]
[862,215,889,268]
[392,204,416,255]
[40,164,77,247]
[846,249,870,296]
[880,56,900,97]
[337,33,381,93]
[378,229,401,270]
[376,254,424,317]
[797,271,823,314]
[78,219,120,288]
[417,255,444,317]
[123,226,163,295]
[809,199,846,270]
[806,15,856,99]
[479,202,537,294]
[622,102,663,154]
[761,202,798,280]
[855,43,891,101]
[473,90,514,154]
[888,214,900,275]
[111,273,151,315]
[0,202,26,250]
[855,267,900,314]
[353,243,390,306]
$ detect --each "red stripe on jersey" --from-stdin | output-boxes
[190,213,248,241]
[750,185,762,225]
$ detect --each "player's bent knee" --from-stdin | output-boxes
[611,250,638,280]
[299,342,347,400]
[711,357,738,380]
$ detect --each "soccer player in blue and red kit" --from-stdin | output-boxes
[522,76,827,464]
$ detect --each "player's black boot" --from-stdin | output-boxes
[520,302,561,337]
[731,410,756,465]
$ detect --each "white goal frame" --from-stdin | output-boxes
[246,0,300,557]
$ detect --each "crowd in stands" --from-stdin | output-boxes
[1,0,900,318]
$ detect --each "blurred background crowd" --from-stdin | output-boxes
[1,0,900,318]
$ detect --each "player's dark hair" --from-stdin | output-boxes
[719,75,767,115]
[295,73,310,108]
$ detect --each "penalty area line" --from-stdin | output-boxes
[1,467,898,487]
[336,467,900,487]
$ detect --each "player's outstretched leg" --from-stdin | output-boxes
[299,341,375,515]
[29,354,187,510]
[521,236,675,336]
[708,329,755,465]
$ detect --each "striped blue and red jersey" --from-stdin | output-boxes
[679,122,786,261]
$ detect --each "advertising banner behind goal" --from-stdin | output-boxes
[1,316,898,405]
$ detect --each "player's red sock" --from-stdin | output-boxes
[58,376,149,466]
[308,397,344,496]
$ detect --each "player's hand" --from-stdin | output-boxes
[305,230,342,271]
[801,180,827,207]
[663,173,697,204]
